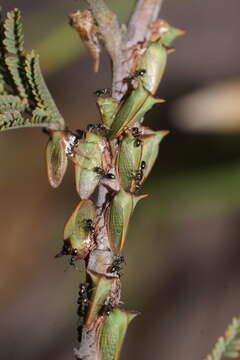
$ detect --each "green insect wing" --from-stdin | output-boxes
[63,199,96,258]
[141,128,169,182]
[46,130,68,188]
[74,132,104,199]
[97,97,119,128]
[108,189,147,253]
[117,133,142,192]
[136,41,167,95]
[109,81,164,138]
[86,271,115,327]
[98,307,138,360]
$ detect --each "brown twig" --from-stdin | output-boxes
[128,0,164,46]
[85,0,126,99]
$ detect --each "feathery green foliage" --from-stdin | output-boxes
[0,8,65,131]
[204,318,240,360]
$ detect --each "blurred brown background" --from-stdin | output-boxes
[1,0,240,359]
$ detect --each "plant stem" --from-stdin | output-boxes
[74,1,164,358]
[128,0,164,46]
[85,0,125,99]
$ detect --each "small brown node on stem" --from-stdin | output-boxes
[69,10,100,72]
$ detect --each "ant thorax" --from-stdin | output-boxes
[94,88,112,97]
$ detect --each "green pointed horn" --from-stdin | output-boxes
[86,271,115,327]
[46,130,68,188]
[141,128,169,182]
[98,307,139,360]
[109,82,164,138]
[108,189,147,253]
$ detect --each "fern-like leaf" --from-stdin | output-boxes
[0,72,7,94]
[31,107,54,125]
[5,56,27,98]
[0,8,65,131]
[204,318,240,360]
[0,94,26,111]
[2,8,28,100]
[3,8,24,56]
[25,51,64,126]
[0,109,25,130]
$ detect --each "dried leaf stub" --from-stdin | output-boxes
[46,130,68,188]
[86,271,115,327]
[70,10,100,72]
[117,132,142,192]
[60,199,96,259]
[108,189,147,253]
[150,19,186,46]
[73,132,104,199]
[109,81,164,138]
[98,307,138,360]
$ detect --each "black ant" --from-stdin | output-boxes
[134,161,146,193]
[107,255,125,276]
[77,283,89,315]
[77,283,89,342]
[135,183,142,193]
[124,69,146,83]
[69,248,79,266]
[94,167,116,180]
[100,301,114,316]
[130,127,143,147]
[134,161,146,181]
[75,129,85,139]
[94,88,112,97]
[55,241,80,266]
[55,241,72,257]
[135,139,142,147]
[85,219,95,234]
[86,123,106,132]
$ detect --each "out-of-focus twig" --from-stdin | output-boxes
[128,0,164,46]
[85,0,126,98]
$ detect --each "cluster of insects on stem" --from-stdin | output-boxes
[0,8,185,359]
[43,18,185,353]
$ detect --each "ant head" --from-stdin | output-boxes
[94,167,103,174]
[138,69,146,76]
[106,173,115,180]
[134,139,142,147]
